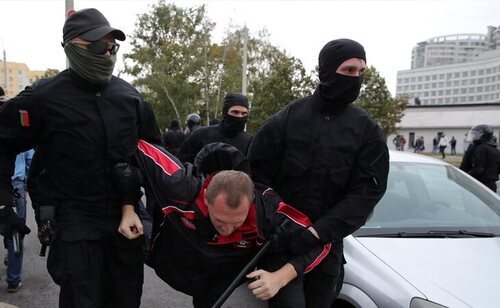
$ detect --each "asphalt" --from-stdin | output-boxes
[0,197,265,308]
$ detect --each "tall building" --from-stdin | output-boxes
[397,25,500,106]
[411,34,489,69]
[0,61,45,97]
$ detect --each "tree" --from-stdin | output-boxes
[356,66,407,138]
[123,2,315,131]
[123,1,213,129]
[35,68,60,81]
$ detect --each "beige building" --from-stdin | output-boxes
[387,103,500,154]
[0,60,45,97]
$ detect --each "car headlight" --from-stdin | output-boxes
[410,298,448,308]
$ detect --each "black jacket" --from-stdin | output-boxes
[177,124,253,163]
[133,141,330,296]
[460,141,500,184]
[249,90,389,246]
[162,128,185,156]
[0,69,161,216]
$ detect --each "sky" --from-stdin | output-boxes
[1,0,499,95]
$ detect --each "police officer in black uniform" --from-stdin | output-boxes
[0,8,161,308]
[249,39,389,307]
[162,119,186,156]
[178,93,253,163]
[460,124,500,192]
[185,113,202,138]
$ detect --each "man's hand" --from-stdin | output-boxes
[247,263,297,300]
[0,205,31,237]
[286,227,322,255]
[118,204,144,239]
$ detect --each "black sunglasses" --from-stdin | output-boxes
[65,40,120,55]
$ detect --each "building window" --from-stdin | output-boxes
[432,75,437,80]
[470,70,476,76]
[478,69,484,75]
[462,71,468,77]
[478,78,483,84]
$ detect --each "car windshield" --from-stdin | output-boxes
[356,162,500,237]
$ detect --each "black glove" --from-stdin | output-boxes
[268,221,289,253]
[111,163,144,193]
[286,228,323,255]
[0,205,31,238]
[38,220,54,246]
[37,205,56,246]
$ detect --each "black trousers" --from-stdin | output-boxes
[47,229,144,308]
[439,145,447,158]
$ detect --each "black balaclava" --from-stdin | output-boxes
[169,119,180,130]
[317,38,366,107]
[221,93,249,136]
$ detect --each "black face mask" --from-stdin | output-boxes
[221,115,247,135]
[318,73,363,106]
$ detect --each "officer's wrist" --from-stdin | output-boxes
[121,204,135,214]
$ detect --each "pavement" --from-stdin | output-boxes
[0,197,265,307]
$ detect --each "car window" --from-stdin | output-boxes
[360,162,500,235]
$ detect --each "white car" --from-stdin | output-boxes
[335,151,500,308]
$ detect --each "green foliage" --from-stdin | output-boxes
[356,66,407,138]
[35,68,60,81]
[123,1,314,131]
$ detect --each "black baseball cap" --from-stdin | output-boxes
[63,8,125,44]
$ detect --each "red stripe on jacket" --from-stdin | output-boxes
[162,205,198,219]
[276,202,312,228]
[138,139,181,176]
[304,243,331,273]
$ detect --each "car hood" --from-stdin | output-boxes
[356,237,500,308]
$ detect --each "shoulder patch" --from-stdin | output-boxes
[19,110,30,127]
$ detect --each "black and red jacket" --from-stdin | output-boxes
[134,140,331,296]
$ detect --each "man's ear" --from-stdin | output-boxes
[203,189,209,206]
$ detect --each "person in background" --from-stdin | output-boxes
[450,136,457,156]
[460,124,500,192]
[432,136,438,153]
[0,86,8,102]
[185,113,202,137]
[0,8,162,307]
[249,38,389,307]
[438,133,449,159]
[162,119,185,156]
[178,93,253,164]
[3,149,34,293]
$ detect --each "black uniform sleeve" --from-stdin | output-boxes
[258,187,330,277]
[468,145,489,179]
[177,129,206,164]
[120,99,162,206]
[313,124,389,243]
[0,88,40,207]
[249,110,287,186]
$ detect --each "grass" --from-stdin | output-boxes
[418,152,462,167]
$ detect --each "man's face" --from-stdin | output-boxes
[71,33,119,56]
[336,58,366,77]
[227,105,249,118]
[205,192,251,236]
